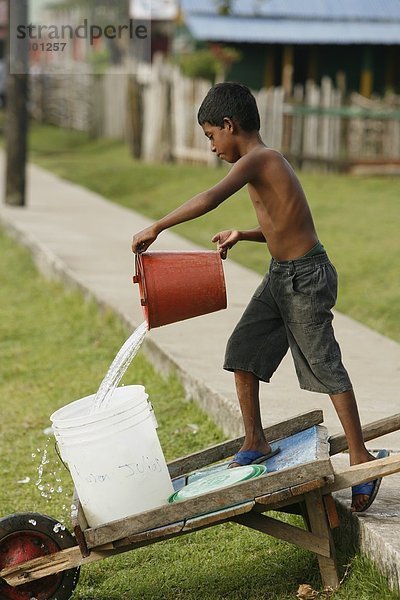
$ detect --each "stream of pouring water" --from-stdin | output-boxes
[34,326,148,510]
[90,321,148,413]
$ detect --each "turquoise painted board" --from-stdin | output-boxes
[172,425,324,493]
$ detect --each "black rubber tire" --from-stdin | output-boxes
[0,512,80,600]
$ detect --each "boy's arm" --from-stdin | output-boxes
[213,227,266,259]
[238,227,266,243]
[132,155,255,253]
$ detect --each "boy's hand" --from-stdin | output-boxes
[212,230,241,259]
[132,226,158,254]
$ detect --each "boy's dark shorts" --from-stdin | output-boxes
[224,252,352,395]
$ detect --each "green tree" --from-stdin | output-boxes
[214,0,267,16]
[215,0,232,15]
[178,44,241,82]
[48,0,127,13]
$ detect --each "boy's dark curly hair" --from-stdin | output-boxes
[197,82,260,132]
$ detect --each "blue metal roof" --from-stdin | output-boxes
[181,0,400,20]
[186,15,400,45]
[181,0,400,44]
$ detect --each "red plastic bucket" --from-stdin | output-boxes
[133,251,227,329]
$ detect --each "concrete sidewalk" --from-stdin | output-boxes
[1,156,400,589]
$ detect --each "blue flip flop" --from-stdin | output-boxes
[352,449,390,512]
[229,447,280,467]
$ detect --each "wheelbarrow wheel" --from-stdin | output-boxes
[0,512,80,600]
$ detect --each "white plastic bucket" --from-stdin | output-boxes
[51,386,154,441]
[50,385,174,528]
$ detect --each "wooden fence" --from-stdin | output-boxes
[30,58,400,172]
[30,62,93,132]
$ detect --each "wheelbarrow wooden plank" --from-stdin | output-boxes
[254,477,330,509]
[233,512,331,558]
[323,453,400,494]
[112,521,185,548]
[183,500,255,532]
[168,409,323,477]
[71,489,88,531]
[84,504,256,554]
[304,490,339,589]
[84,456,333,548]
[328,412,400,455]
[0,544,118,588]
[323,494,341,529]
[71,489,90,557]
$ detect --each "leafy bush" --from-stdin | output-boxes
[178,44,241,81]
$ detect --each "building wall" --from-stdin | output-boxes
[226,42,400,96]
[226,43,266,89]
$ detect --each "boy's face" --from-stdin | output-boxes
[201,120,239,163]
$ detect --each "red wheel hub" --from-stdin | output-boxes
[0,530,63,599]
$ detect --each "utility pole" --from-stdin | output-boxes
[5,0,29,206]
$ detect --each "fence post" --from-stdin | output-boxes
[142,54,170,162]
[289,84,304,166]
[303,80,320,168]
[127,75,143,159]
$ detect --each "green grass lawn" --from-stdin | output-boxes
[1,227,399,599]
[27,123,400,343]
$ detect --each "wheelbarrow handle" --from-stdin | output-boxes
[329,412,400,455]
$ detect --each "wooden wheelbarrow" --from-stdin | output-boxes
[1,409,400,599]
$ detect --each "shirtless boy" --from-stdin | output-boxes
[132,82,386,512]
